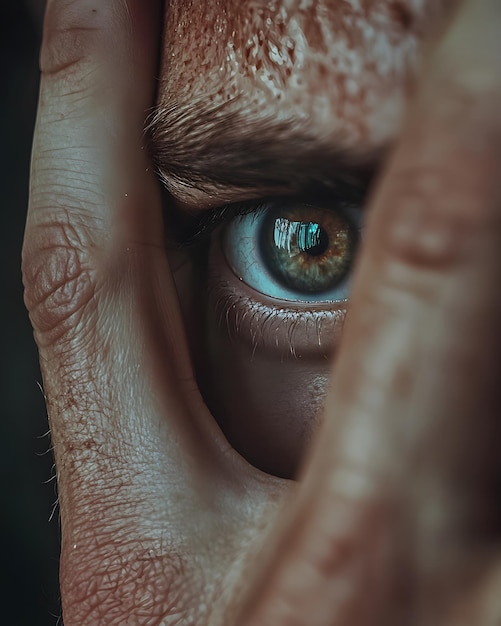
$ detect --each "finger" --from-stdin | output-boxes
[22,1,233,622]
[239,0,501,623]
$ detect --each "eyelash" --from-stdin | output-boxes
[173,176,369,248]
[180,199,270,246]
[209,280,348,360]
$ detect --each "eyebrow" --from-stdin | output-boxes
[147,98,380,199]
[147,97,380,244]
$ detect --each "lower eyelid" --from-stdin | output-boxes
[207,262,347,360]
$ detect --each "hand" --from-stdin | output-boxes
[23,0,501,624]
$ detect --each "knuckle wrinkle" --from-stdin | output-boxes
[23,221,96,340]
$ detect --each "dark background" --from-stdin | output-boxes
[1,1,61,624]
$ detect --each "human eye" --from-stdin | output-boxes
[222,199,360,303]
[179,191,364,480]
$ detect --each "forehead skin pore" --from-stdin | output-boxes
[153,1,449,206]
[160,1,446,140]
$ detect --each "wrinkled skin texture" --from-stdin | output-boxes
[23,0,501,624]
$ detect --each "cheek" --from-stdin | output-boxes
[170,226,347,479]
[199,314,331,478]
[192,238,345,480]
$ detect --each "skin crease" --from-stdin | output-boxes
[23,0,501,623]
[155,0,450,477]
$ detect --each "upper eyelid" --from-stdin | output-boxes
[168,178,372,248]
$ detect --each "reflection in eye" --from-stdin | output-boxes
[223,201,361,303]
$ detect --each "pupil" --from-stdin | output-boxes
[302,222,328,257]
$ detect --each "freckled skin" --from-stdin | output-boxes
[161,0,449,150]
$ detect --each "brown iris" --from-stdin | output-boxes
[259,204,355,294]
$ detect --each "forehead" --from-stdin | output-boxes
[159,0,443,151]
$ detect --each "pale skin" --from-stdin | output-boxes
[23,0,501,624]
